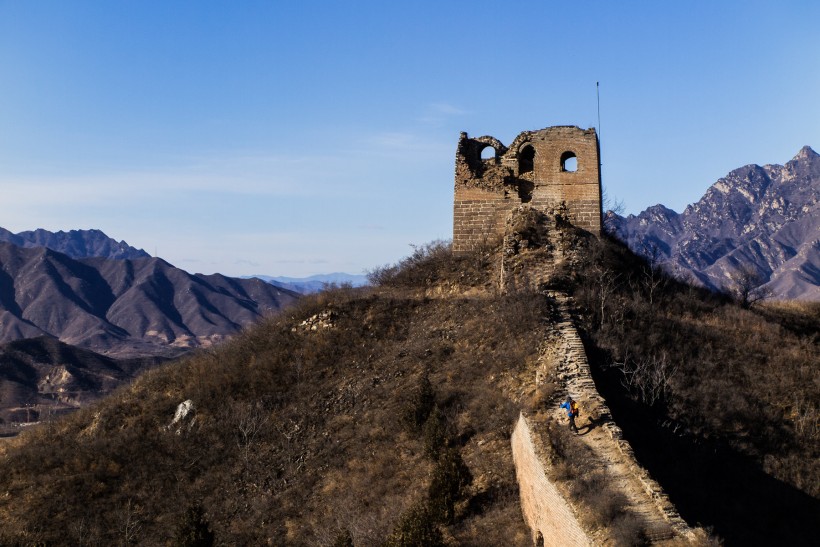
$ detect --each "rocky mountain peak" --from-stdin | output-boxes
[0,227,150,260]
[793,145,819,161]
[608,146,820,300]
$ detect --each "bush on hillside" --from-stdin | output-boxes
[403,372,436,432]
[428,447,473,524]
[368,240,494,289]
[384,501,444,547]
[331,529,354,547]
[172,504,214,547]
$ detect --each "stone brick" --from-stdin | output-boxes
[512,414,592,546]
[453,126,602,252]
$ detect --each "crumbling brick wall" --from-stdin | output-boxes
[453,126,601,252]
[512,413,592,547]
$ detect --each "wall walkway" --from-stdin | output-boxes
[511,292,700,545]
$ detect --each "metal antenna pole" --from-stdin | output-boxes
[596,81,601,139]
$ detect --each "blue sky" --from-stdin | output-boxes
[1,1,818,277]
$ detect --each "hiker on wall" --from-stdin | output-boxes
[560,396,579,433]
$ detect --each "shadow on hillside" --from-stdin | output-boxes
[584,341,820,546]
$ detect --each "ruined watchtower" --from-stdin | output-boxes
[453,126,601,252]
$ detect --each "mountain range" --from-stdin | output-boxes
[0,227,150,260]
[0,240,299,358]
[608,146,820,301]
[0,229,302,430]
[249,272,369,294]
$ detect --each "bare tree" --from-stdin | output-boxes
[638,242,667,306]
[119,499,142,546]
[226,399,270,461]
[726,265,772,308]
[612,351,677,406]
[596,268,621,328]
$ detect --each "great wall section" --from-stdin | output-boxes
[511,293,703,545]
[452,126,706,545]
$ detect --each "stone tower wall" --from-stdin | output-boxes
[453,126,601,252]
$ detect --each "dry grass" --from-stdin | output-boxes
[0,242,543,546]
[0,234,815,545]
[568,235,820,499]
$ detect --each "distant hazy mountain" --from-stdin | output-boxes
[608,146,820,301]
[250,272,369,294]
[0,242,300,357]
[0,227,150,260]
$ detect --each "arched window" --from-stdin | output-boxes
[519,144,535,174]
[481,146,496,160]
[561,151,577,172]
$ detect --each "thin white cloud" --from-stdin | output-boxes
[418,102,469,124]
[429,102,467,116]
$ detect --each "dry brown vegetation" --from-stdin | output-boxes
[0,232,817,545]
[563,235,819,496]
[0,243,545,546]
[560,233,820,544]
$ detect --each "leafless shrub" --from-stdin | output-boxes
[118,498,143,545]
[221,399,271,461]
[791,398,819,441]
[367,239,493,290]
[611,351,678,406]
[608,512,645,547]
[602,189,626,235]
[571,471,628,522]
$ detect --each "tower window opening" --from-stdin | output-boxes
[561,151,577,172]
[519,145,535,174]
[481,146,496,160]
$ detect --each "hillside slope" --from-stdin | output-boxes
[0,336,163,433]
[608,146,820,300]
[0,244,543,545]
[0,242,299,357]
[561,234,819,544]
[0,236,816,545]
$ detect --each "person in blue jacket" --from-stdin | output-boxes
[560,395,579,433]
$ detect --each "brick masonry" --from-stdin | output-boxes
[453,126,602,252]
[512,413,592,547]
[511,291,701,545]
